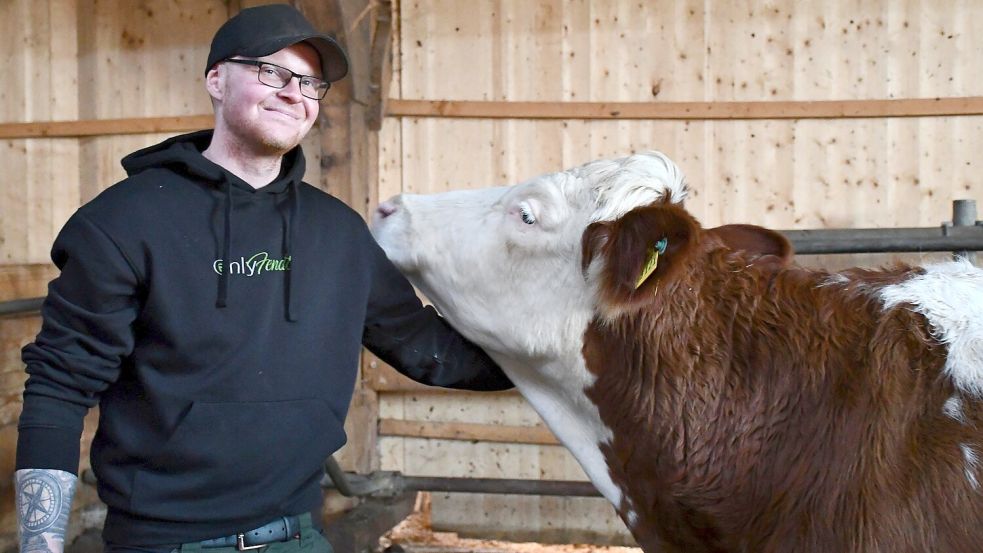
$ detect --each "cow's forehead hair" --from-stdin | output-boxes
[558,151,688,223]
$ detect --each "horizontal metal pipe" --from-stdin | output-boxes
[0,297,44,316]
[399,475,602,497]
[321,468,602,498]
[781,226,983,254]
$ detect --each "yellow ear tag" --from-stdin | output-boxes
[634,238,668,289]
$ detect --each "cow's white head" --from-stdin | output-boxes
[371,152,689,514]
[371,152,688,364]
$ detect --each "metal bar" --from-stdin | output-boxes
[323,456,400,497]
[321,466,602,498]
[780,225,983,254]
[399,475,601,498]
[0,297,44,316]
[952,199,978,262]
[323,456,357,496]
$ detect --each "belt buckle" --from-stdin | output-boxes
[236,533,267,551]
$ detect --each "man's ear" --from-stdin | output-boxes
[205,65,224,102]
[582,201,702,311]
[706,224,793,267]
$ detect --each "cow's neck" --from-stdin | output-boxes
[502,353,627,510]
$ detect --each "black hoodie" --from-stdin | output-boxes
[16,130,512,544]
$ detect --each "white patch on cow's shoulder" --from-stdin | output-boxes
[574,151,688,223]
[944,395,966,424]
[879,260,983,397]
[962,444,981,491]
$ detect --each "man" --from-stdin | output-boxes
[14,5,512,552]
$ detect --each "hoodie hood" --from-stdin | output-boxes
[121,130,304,321]
[120,129,307,194]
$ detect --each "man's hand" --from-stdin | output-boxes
[15,469,77,553]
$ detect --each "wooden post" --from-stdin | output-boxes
[294,0,394,480]
[366,0,393,131]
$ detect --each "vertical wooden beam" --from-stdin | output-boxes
[366,1,393,131]
[293,1,395,481]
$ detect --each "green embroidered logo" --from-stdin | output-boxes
[213,252,292,276]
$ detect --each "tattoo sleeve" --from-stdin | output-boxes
[14,469,77,553]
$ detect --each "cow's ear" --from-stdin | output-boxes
[582,202,702,312]
[707,224,793,267]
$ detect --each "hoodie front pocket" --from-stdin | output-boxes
[128,398,345,521]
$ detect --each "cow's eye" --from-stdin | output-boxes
[519,206,537,225]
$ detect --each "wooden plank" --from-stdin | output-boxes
[0,264,57,303]
[387,97,983,120]
[0,115,214,139]
[39,0,81,264]
[335,388,379,474]
[365,0,393,131]
[379,418,560,446]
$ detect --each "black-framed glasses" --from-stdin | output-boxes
[223,59,331,100]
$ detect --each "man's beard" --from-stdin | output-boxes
[259,132,302,155]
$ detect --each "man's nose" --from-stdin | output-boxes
[277,77,305,100]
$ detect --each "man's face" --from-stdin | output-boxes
[208,43,321,156]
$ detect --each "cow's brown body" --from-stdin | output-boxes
[583,203,983,552]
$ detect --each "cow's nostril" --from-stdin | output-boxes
[377,201,398,218]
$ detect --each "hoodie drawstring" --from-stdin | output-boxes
[284,181,298,321]
[216,182,233,309]
[215,177,297,322]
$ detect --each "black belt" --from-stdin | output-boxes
[199,516,301,550]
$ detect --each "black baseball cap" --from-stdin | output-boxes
[205,4,349,83]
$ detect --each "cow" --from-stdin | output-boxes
[369,152,983,552]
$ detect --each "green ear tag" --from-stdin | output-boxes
[634,238,668,289]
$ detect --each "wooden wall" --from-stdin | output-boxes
[374,0,983,545]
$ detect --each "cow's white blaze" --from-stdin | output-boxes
[371,152,686,511]
[879,260,983,397]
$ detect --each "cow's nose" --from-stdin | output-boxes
[376,200,399,219]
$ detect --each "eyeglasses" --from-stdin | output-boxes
[223,59,331,100]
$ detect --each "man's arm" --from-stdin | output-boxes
[14,469,77,553]
[16,211,142,552]
[361,232,513,391]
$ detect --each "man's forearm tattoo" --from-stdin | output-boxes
[15,469,76,553]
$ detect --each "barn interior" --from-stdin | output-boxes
[1,0,981,551]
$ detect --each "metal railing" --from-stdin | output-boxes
[321,456,601,498]
[782,199,981,256]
